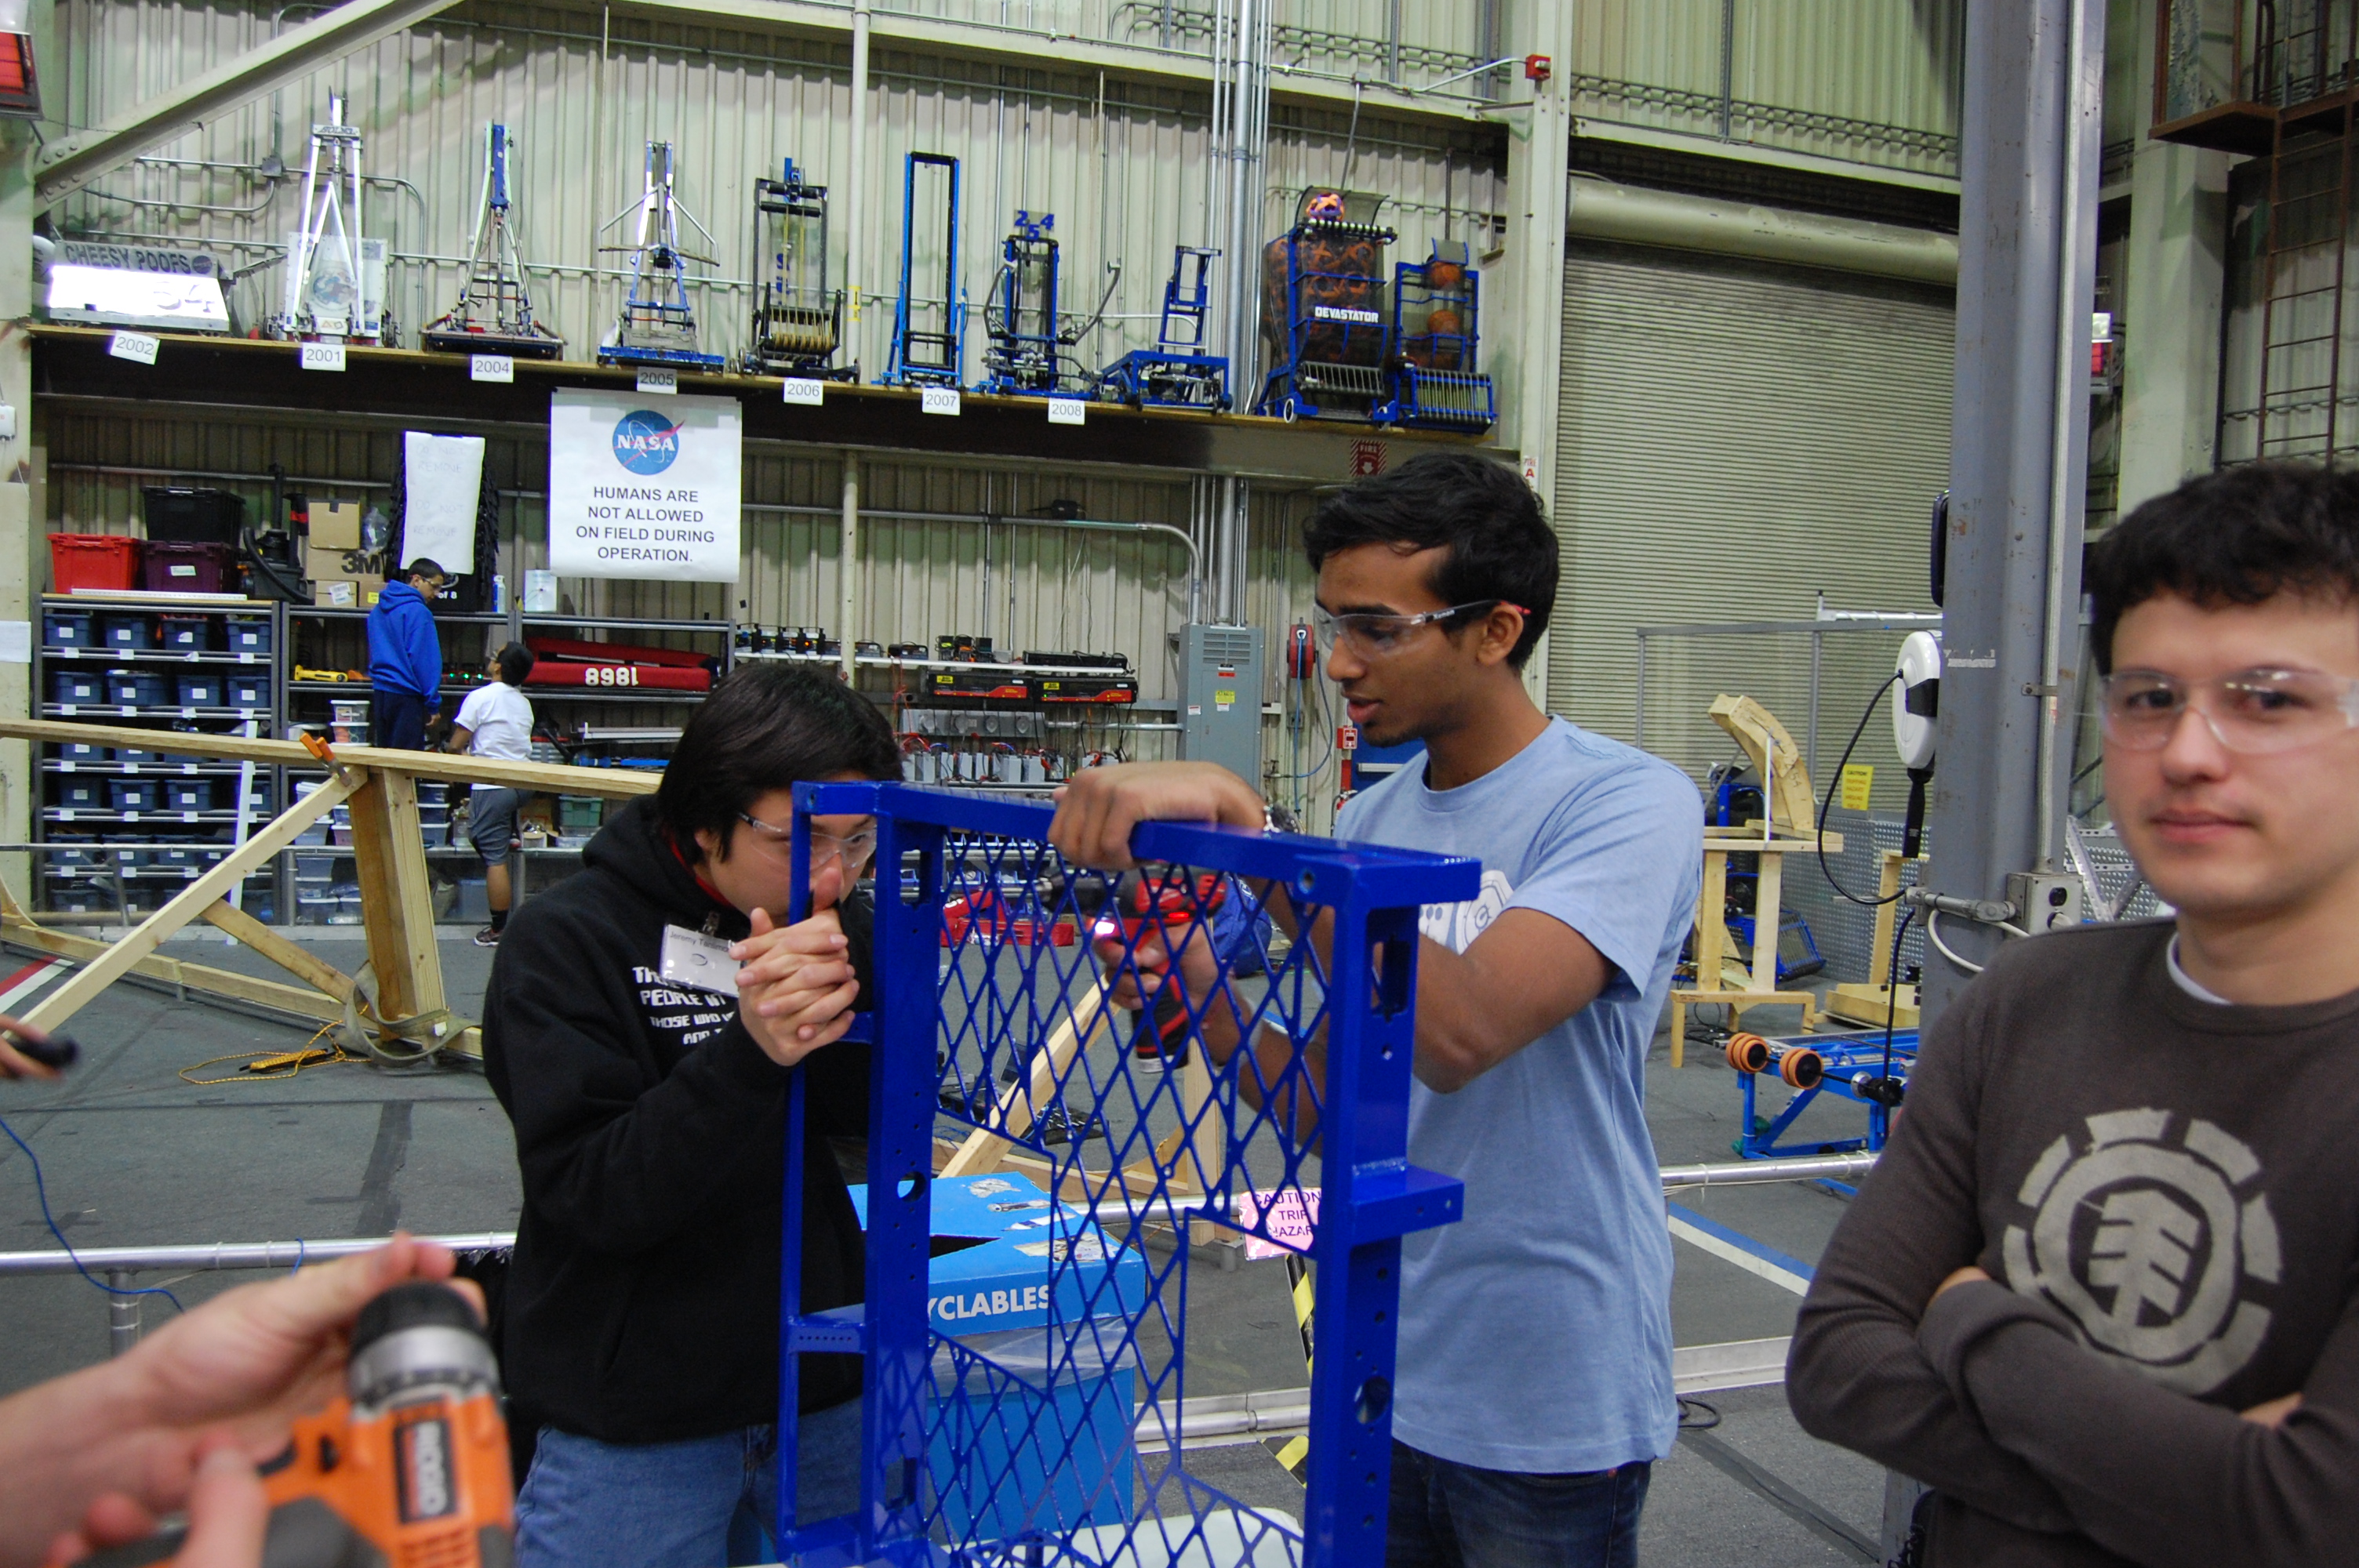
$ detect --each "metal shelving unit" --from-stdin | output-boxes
[34,593,285,923]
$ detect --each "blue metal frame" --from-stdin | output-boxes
[772,782,1474,1565]
[885,153,965,390]
[1253,193,1396,423]
[1734,1029,1916,1161]
[1099,245,1228,412]
[978,209,1067,397]
[1370,242,1493,433]
[598,141,726,373]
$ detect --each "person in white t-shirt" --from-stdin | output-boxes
[445,641,536,946]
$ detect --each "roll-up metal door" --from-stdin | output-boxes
[1547,242,1954,746]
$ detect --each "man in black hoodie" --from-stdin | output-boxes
[485,663,899,1568]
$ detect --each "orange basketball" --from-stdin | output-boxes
[1427,260,1465,292]
[1425,307,1462,338]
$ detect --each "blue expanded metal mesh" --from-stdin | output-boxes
[772,782,1475,1566]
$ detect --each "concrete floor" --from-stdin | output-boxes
[0,930,1886,1566]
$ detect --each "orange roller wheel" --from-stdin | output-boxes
[1778,1047,1823,1090]
[1725,1032,1770,1074]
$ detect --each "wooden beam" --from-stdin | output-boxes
[17,771,361,1033]
[0,719,660,797]
[345,771,444,1029]
[1,923,343,1024]
[199,900,354,1003]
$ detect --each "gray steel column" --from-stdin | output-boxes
[1921,0,2103,1018]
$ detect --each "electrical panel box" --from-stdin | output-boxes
[1177,623,1263,787]
[2006,871,2085,935]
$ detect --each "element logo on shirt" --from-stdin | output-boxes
[1418,869,1514,954]
[2001,1109,2279,1395]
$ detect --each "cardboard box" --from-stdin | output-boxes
[307,543,361,581]
[310,500,363,552]
[846,1170,1148,1337]
[312,575,384,608]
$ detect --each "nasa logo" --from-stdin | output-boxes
[612,409,685,475]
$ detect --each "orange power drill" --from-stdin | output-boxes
[1093,867,1227,1065]
[75,1281,514,1568]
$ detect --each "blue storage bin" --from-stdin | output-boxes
[114,743,159,765]
[44,610,95,648]
[176,673,224,707]
[108,779,158,812]
[113,847,151,869]
[157,615,213,652]
[48,840,101,869]
[164,778,214,811]
[228,673,269,710]
[53,777,103,809]
[224,615,271,654]
[49,669,105,706]
[55,740,108,763]
[107,669,171,707]
[97,614,152,650]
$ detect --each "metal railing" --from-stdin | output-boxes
[0,1156,1874,1358]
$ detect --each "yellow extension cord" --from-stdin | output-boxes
[177,1020,362,1085]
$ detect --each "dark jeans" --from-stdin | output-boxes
[371,688,430,750]
[1387,1440,1651,1568]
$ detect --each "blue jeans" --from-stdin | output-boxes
[371,688,429,751]
[514,1399,864,1568]
[1387,1441,1651,1568]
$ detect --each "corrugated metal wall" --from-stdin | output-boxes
[1549,243,1953,782]
[53,0,1503,385]
[1572,0,1965,178]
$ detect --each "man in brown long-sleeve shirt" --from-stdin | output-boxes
[1787,461,2359,1566]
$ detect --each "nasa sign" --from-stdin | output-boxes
[547,388,741,582]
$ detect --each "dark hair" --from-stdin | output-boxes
[493,641,536,687]
[657,662,900,861]
[1301,451,1558,668]
[405,558,447,583]
[2088,462,2359,673]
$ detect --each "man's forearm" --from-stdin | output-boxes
[0,1356,169,1567]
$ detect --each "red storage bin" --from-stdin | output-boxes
[140,540,238,593]
[48,533,141,593]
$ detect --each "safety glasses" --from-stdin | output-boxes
[736,811,878,871]
[2099,667,2359,755]
[1310,599,1525,657]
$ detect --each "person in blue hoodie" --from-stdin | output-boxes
[367,558,447,750]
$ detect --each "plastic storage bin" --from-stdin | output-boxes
[44,609,95,648]
[176,673,224,708]
[164,779,214,812]
[228,673,269,710]
[114,742,159,764]
[108,779,158,812]
[98,613,152,650]
[53,777,103,810]
[49,534,140,593]
[55,740,108,763]
[141,541,238,593]
[157,615,214,652]
[142,488,245,546]
[49,669,106,706]
[107,669,172,707]
[224,615,272,654]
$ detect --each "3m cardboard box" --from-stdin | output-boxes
[310,500,363,551]
[307,543,362,581]
[846,1170,1148,1336]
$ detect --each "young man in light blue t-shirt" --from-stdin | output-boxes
[1051,452,1701,1567]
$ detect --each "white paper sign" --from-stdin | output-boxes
[0,620,28,664]
[471,354,514,383]
[402,431,485,575]
[1047,397,1086,426]
[780,377,826,406]
[299,342,347,372]
[920,387,961,416]
[547,388,742,583]
[635,368,678,395]
[107,330,160,365]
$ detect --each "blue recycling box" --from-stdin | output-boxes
[845,1170,1149,1335]
[925,1327,1137,1541]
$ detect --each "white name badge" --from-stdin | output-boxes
[660,924,740,997]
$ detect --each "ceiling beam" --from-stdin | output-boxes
[33,0,465,210]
